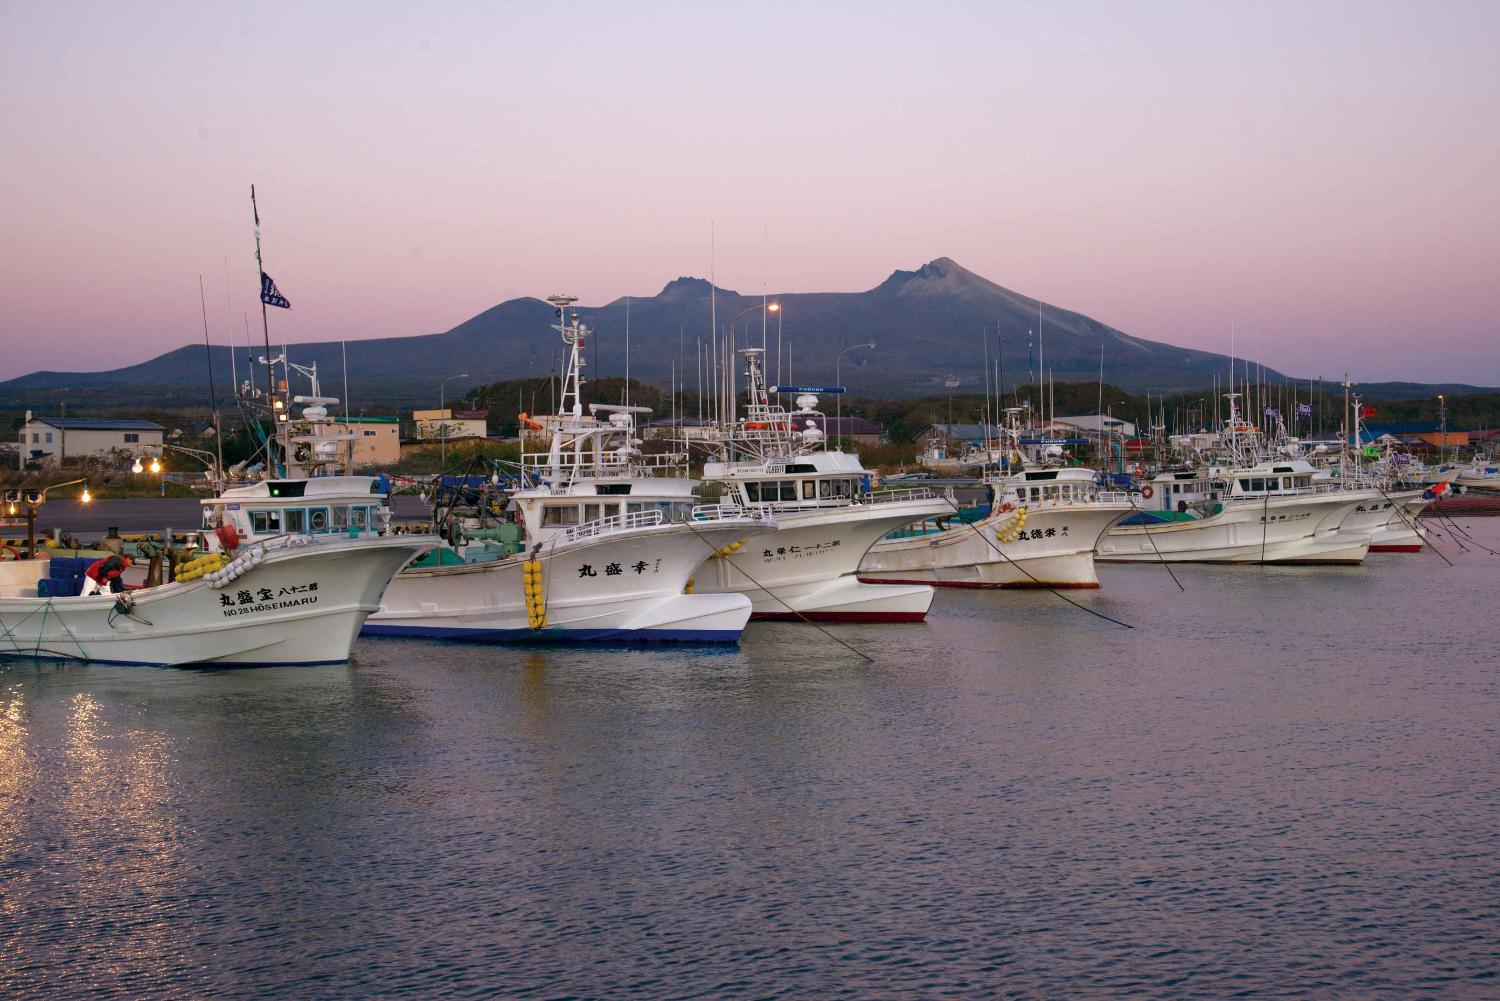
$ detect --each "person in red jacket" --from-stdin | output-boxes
[81,554,132,596]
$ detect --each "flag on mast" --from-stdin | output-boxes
[260,272,291,309]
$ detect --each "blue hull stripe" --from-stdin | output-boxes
[360,623,742,645]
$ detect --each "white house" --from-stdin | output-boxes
[17,414,165,469]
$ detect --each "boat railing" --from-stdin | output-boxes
[557,509,665,543]
[690,502,776,522]
[520,450,688,478]
[859,487,937,505]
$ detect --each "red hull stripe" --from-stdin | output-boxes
[751,610,929,623]
[857,576,1100,590]
[1369,544,1423,553]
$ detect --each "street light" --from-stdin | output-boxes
[5,478,90,558]
[835,341,875,446]
[134,445,215,487]
[439,373,470,467]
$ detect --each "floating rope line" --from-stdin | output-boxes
[1434,507,1498,556]
[1376,485,1455,568]
[1125,497,1186,592]
[680,516,874,663]
[937,495,1135,630]
[0,598,90,661]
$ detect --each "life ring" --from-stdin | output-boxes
[1140,485,1154,499]
[0,544,18,560]
[997,502,1015,514]
[518,412,544,431]
[1134,465,1144,477]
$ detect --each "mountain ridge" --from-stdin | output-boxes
[3,258,1489,404]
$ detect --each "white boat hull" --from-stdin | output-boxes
[364,521,756,643]
[1097,492,1375,564]
[0,536,433,667]
[859,502,1131,588]
[1337,489,1430,553]
[694,498,944,620]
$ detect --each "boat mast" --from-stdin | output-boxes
[250,185,276,428]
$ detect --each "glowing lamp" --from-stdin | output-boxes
[768,302,780,312]
[149,458,161,474]
[81,487,91,504]
[132,459,144,474]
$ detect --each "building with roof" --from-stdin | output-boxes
[413,408,490,441]
[818,416,886,446]
[17,414,164,469]
[1363,422,1469,451]
[334,415,402,466]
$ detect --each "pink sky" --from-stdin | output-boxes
[2,2,1497,385]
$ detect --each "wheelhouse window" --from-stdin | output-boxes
[779,481,798,502]
[542,505,580,526]
[333,507,350,530]
[284,509,307,533]
[351,507,369,529]
[308,508,329,531]
[802,480,817,500]
[251,510,281,534]
[744,483,761,503]
[584,503,605,523]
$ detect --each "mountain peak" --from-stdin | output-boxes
[657,276,739,300]
[877,257,993,296]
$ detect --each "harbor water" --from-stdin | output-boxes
[3,520,1498,998]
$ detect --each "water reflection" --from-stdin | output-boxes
[0,520,1496,997]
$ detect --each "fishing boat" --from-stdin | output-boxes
[362,297,766,643]
[1330,487,1433,552]
[685,348,949,620]
[1301,399,1436,553]
[860,463,1133,588]
[0,404,436,668]
[1454,456,1500,493]
[1097,458,1375,564]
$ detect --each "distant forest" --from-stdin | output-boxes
[5,378,1496,447]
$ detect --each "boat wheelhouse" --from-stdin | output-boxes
[682,348,949,621]
[365,295,764,644]
[861,455,1132,588]
[204,475,394,548]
